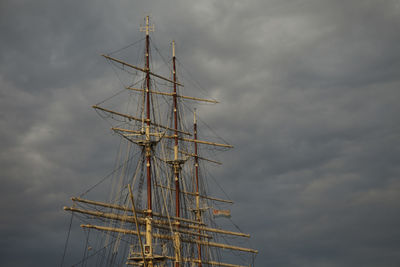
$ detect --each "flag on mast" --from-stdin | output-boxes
[212,208,231,218]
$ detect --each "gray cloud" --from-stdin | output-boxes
[1,0,400,266]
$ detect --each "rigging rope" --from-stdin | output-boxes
[150,36,173,73]
[69,240,117,267]
[81,228,91,267]
[79,149,140,197]
[107,37,146,56]
[176,58,218,100]
[60,212,74,267]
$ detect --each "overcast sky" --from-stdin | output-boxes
[1,0,400,266]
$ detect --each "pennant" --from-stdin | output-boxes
[212,208,231,218]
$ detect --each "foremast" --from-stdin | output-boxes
[143,15,154,267]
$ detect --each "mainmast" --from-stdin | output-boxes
[143,15,153,212]
[141,15,154,266]
[172,41,180,219]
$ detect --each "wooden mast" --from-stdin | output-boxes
[128,184,147,267]
[172,41,180,220]
[194,110,202,266]
[172,40,182,267]
[141,15,154,266]
[144,15,152,212]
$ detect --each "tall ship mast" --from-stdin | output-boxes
[62,16,257,267]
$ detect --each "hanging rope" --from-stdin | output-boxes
[60,212,74,267]
[80,228,91,267]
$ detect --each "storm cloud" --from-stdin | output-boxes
[1,0,400,266]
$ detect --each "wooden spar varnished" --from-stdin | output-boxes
[92,105,191,136]
[143,19,154,265]
[81,224,170,240]
[126,262,143,266]
[111,127,165,137]
[126,87,218,104]
[177,149,222,165]
[81,224,258,254]
[66,202,249,238]
[111,129,222,164]
[128,184,147,267]
[101,54,184,87]
[71,197,204,225]
[164,135,233,148]
[112,127,231,148]
[184,239,257,254]
[194,226,250,239]
[181,258,250,267]
[172,40,182,267]
[64,206,211,238]
[128,256,250,267]
[154,183,234,204]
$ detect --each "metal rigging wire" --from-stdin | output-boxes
[107,37,146,56]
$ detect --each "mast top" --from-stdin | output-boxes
[140,15,154,36]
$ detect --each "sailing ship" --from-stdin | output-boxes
[62,16,258,267]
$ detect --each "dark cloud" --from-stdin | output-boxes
[1,0,400,266]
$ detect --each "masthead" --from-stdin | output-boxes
[140,15,154,36]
